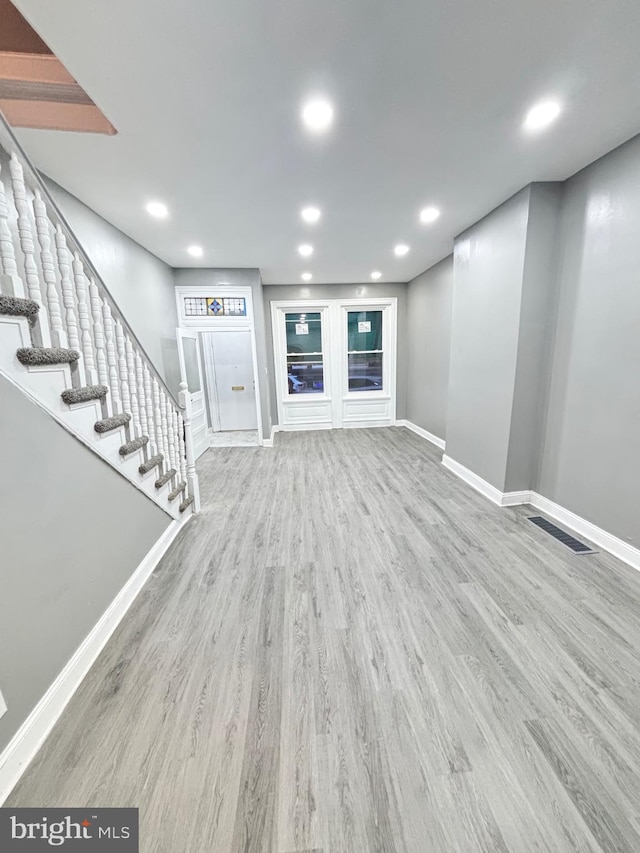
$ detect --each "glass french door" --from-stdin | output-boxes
[272,299,397,430]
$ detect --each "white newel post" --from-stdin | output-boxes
[0,161,22,296]
[178,381,201,512]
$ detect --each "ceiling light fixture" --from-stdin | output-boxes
[146,201,168,219]
[420,206,440,224]
[301,272,312,281]
[394,244,409,257]
[298,244,313,257]
[523,100,562,132]
[301,206,321,224]
[187,245,203,257]
[301,99,334,132]
[371,271,382,280]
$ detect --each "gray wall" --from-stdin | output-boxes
[536,135,640,546]
[44,179,181,397]
[446,189,530,490]
[173,268,272,437]
[263,282,407,426]
[0,374,171,754]
[405,257,453,440]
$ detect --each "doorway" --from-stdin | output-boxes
[202,330,258,433]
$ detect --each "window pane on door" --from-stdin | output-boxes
[285,312,324,393]
[348,352,383,391]
[347,310,382,351]
[347,310,383,391]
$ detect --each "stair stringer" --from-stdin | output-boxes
[0,315,180,520]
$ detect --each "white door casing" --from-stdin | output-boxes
[176,328,209,459]
[202,330,258,431]
[271,298,397,431]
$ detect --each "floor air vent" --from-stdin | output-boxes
[527,516,597,555]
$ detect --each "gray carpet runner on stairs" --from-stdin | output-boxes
[155,469,176,488]
[0,296,40,317]
[17,347,80,366]
[179,495,194,513]
[168,482,186,501]
[95,413,131,433]
[119,435,149,456]
[138,454,164,475]
[62,385,109,405]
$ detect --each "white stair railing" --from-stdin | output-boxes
[0,110,198,517]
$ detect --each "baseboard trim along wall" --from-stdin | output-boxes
[262,424,280,447]
[0,517,189,805]
[398,419,446,450]
[442,454,640,574]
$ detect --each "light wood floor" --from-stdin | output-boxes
[9,428,640,852]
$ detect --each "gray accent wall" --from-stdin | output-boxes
[0,374,171,755]
[263,283,407,426]
[446,188,531,490]
[44,178,181,397]
[536,135,640,547]
[405,258,453,440]
[173,268,272,437]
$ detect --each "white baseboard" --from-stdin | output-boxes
[0,517,188,805]
[529,492,640,573]
[441,455,529,507]
[441,454,640,574]
[398,419,446,451]
[262,424,280,447]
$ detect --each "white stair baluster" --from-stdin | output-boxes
[153,378,167,466]
[135,350,148,438]
[72,252,96,384]
[102,302,121,413]
[178,382,201,512]
[0,161,23,296]
[158,387,172,475]
[165,397,177,475]
[55,226,80,352]
[33,190,66,347]
[125,336,141,436]
[10,155,43,305]
[177,410,187,484]
[89,277,108,394]
[143,365,156,454]
[115,319,131,418]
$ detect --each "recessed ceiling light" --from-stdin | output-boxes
[523,100,562,132]
[420,206,440,224]
[187,245,203,257]
[301,99,334,132]
[394,244,409,257]
[371,271,382,280]
[301,206,321,224]
[146,201,168,219]
[301,272,312,281]
[298,244,314,257]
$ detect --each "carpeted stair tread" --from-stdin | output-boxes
[17,346,80,366]
[139,454,164,475]
[168,482,186,501]
[155,469,176,488]
[62,385,109,405]
[119,435,149,456]
[179,495,195,514]
[95,413,131,433]
[0,295,40,317]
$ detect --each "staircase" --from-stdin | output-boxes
[0,111,200,519]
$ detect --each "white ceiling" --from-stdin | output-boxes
[10,0,640,284]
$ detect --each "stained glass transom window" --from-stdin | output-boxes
[183,296,247,317]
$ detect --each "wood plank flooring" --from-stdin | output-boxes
[8,427,640,852]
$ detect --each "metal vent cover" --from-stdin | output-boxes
[527,516,597,555]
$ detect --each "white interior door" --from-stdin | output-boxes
[176,328,208,459]
[203,330,258,431]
